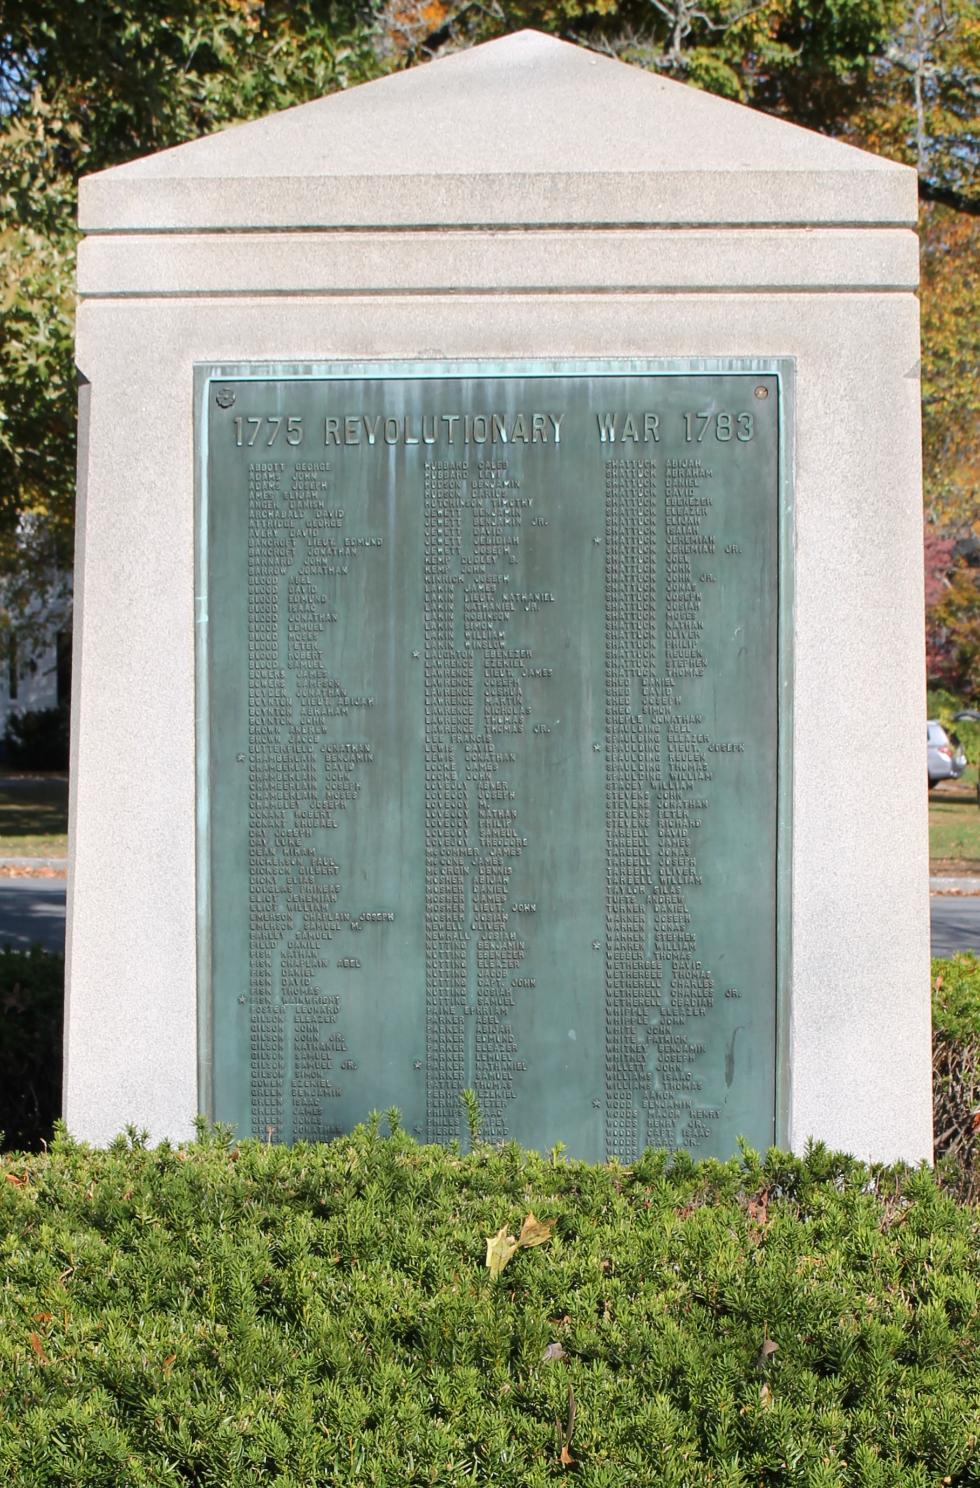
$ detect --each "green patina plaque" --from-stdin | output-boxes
[197,361,792,1160]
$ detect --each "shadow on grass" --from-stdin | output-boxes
[0,776,69,839]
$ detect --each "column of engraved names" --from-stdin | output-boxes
[423,457,532,1145]
[603,458,659,1159]
[657,455,717,1151]
[247,461,287,1139]
[468,461,529,1141]
[247,459,375,1143]
[423,462,470,1141]
[281,464,365,1142]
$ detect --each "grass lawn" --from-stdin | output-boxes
[0,773,68,858]
[930,764,980,873]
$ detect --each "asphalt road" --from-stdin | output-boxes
[0,878,69,954]
[930,893,980,957]
[0,880,978,958]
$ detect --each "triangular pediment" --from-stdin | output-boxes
[79,30,915,229]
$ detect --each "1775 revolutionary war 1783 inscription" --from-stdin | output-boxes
[197,361,791,1161]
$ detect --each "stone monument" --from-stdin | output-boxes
[67,30,931,1162]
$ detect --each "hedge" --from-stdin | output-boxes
[1,1125,980,1486]
[0,705,70,771]
[1,954,979,1481]
[5,950,980,1204]
[932,951,980,1200]
[0,945,64,1152]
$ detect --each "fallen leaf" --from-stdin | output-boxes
[32,1312,51,1324]
[162,1354,177,1372]
[541,1342,566,1363]
[518,1213,555,1249]
[555,1382,578,1466]
[5,1172,26,1188]
[485,1225,519,1279]
[486,1215,555,1277]
[757,1332,778,1371]
[759,1382,772,1407]
[971,1109,980,1131]
[29,1332,47,1364]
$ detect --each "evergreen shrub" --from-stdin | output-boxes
[933,951,980,1199]
[0,945,64,1152]
[1,1124,979,1486]
[1,703,70,770]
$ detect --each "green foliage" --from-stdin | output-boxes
[919,208,980,531]
[930,567,980,701]
[0,0,387,661]
[1,1132,979,1484]
[0,947,64,1153]
[932,953,980,1203]
[847,0,979,211]
[849,1,979,556]
[933,951,980,1044]
[460,1086,483,1146]
[1,704,70,771]
[0,0,975,678]
[928,687,980,761]
[395,0,896,124]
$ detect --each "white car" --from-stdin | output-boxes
[927,719,967,789]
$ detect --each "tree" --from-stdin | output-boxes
[844,2,978,533]
[0,0,976,672]
[928,557,980,696]
[844,1,979,696]
[850,0,979,213]
[919,204,979,532]
[0,0,386,655]
[381,0,898,124]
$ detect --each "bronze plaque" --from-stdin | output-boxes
[198,361,791,1159]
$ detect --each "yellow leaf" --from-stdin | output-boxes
[518,1212,555,1249]
[485,1225,518,1279]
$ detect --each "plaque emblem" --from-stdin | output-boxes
[215,387,236,409]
